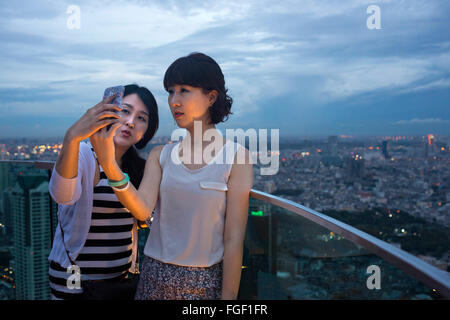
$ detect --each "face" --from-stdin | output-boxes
[113,93,149,147]
[167,84,217,129]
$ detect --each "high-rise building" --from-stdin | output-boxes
[345,155,365,182]
[382,140,389,160]
[9,173,53,300]
[425,134,437,158]
[0,163,14,241]
[327,136,338,156]
[0,163,12,193]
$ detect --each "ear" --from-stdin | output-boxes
[208,90,218,107]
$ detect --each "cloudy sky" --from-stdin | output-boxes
[1,0,449,138]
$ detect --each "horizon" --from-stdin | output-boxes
[1,132,448,142]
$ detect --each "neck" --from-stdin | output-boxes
[187,121,215,139]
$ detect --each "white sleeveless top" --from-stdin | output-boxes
[143,139,242,267]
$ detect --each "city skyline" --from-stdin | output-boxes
[1,0,449,138]
[1,132,448,299]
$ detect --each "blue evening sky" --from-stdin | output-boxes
[0,0,449,138]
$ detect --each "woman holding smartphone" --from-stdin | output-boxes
[48,84,158,299]
[92,53,253,300]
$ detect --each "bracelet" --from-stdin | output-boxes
[111,180,130,192]
[108,173,129,187]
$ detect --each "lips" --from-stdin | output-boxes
[121,129,131,137]
[174,111,184,119]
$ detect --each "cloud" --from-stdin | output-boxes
[322,57,431,99]
[4,0,250,49]
[398,78,450,94]
[394,118,450,125]
[1,0,449,137]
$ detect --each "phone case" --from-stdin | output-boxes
[103,86,124,129]
[103,86,124,111]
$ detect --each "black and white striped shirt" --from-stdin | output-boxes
[49,152,134,300]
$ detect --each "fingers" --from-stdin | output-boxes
[95,118,121,132]
[97,110,121,121]
[103,94,116,103]
[91,94,115,110]
[92,96,121,114]
[92,121,121,141]
[95,104,122,116]
[107,122,122,138]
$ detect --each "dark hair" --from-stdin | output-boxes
[163,52,233,124]
[121,84,159,187]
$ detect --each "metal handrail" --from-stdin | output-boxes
[250,189,450,298]
[0,160,54,170]
[2,159,449,298]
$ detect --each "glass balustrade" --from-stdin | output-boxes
[0,161,448,300]
[239,196,440,299]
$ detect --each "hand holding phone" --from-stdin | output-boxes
[103,86,124,129]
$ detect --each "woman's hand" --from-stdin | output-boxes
[90,120,122,172]
[66,94,122,144]
[54,95,121,180]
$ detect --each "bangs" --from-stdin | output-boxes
[163,54,218,91]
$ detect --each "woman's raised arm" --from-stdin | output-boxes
[107,146,162,221]
[90,123,162,221]
[55,94,120,179]
[50,95,120,204]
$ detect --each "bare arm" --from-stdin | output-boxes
[102,146,162,221]
[221,147,254,300]
[54,134,81,179]
[54,95,120,179]
[92,135,163,221]
[49,96,120,204]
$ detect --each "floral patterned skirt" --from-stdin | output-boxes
[135,255,223,300]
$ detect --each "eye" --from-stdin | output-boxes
[181,87,189,93]
[167,88,174,94]
[138,116,147,123]
[120,108,130,114]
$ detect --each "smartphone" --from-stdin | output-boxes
[103,86,124,129]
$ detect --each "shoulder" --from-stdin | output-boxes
[150,144,165,155]
[147,144,163,158]
[146,144,165,165]
[228,143,253,186]
[231,142,254,166]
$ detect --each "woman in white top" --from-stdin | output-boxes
[91,53,253,300]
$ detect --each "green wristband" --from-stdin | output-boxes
[108,173,129,187]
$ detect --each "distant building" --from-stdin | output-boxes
[9,173,53,300]
[1,163,14,241]
[425,134,437,158]
[382,140,389,159]
[327,136,338,156]
[0,163,13,193]
[345,156,365,182]
[1,190,13,241]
